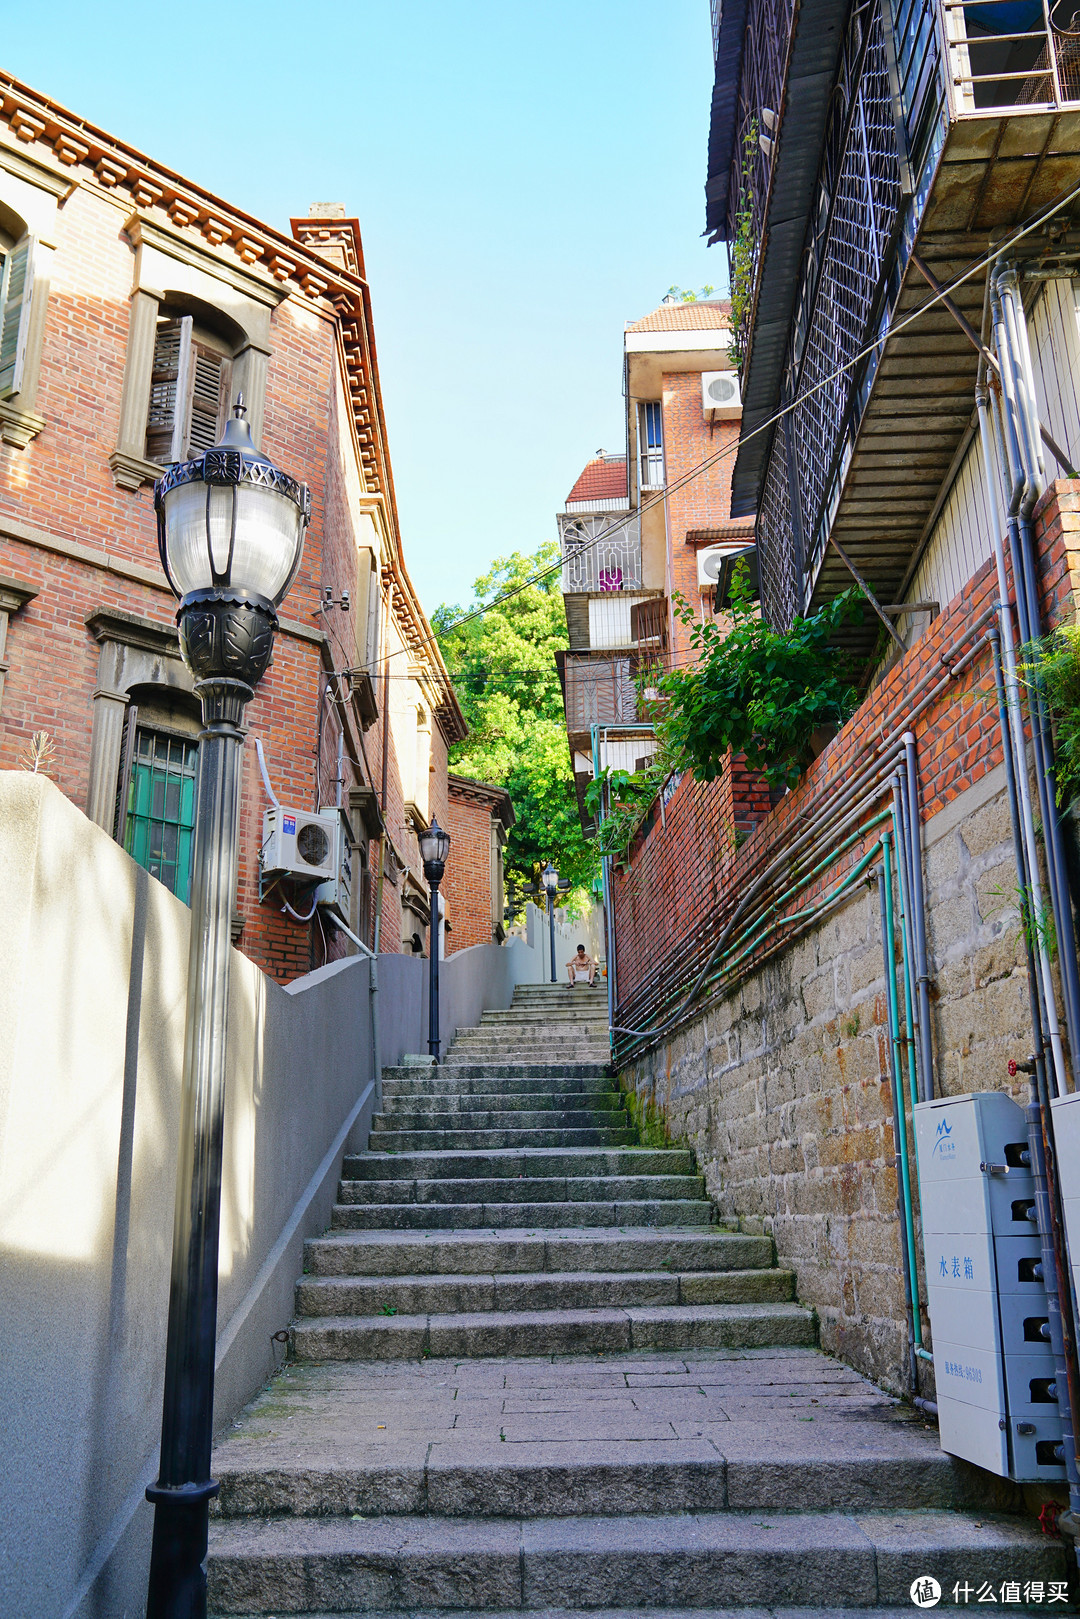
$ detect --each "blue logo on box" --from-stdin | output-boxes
[933,1118,956,1160]
[283,814,296,835]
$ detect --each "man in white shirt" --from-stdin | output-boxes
[566,945,597,987]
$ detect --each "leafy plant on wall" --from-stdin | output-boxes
[728,121,759,373]
[651,563,865,791]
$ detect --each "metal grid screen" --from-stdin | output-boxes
[756,0,903,623]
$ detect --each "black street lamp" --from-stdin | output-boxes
[419,818,451,1061]
[145,398,308,1619]
[541,862,559,983]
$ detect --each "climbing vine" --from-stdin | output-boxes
[728,121,759,373]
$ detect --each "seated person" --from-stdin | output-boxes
[566,945,597,987]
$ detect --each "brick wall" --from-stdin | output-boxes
[444,790,494,954]
[659,372,740,664]
[0,119,488,983]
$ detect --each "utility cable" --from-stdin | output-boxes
[385,175,1080,678]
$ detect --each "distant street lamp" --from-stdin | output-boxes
[541,862,559,983]
[146,398,308,1619]
[420,818,451,1061]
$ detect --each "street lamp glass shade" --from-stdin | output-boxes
[419,819,451,868]
[156,400,310,610]
[541,862,559,894]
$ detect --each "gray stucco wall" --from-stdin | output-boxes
[0,774,526,1618]
[620,764,1036,1394]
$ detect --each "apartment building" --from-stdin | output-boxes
[0,73,504,979]
[556,299,743,827]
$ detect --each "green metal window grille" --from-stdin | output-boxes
[124,730,198,902]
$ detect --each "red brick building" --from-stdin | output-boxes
[556,298,744,825]
[0,73,501,981]
[443,774,514,955]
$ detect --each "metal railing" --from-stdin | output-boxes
[559,512,642,595]
[943,0,1080,110]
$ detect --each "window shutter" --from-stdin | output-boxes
[187,341,230,455]
[0,236,35,399]
[146,316,192,464]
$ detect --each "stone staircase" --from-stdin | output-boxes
[207,982,1068,1613]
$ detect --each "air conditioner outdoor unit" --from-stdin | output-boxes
[261,805,340,885]
[697,544,745,588]
[702,370,741,420]
[314,808,354,919]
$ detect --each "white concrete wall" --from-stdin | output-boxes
[508,900,606,984]
[0,774,526,1618]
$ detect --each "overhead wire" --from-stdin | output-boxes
[365,176,1080,683]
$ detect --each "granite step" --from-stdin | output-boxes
[342,1148,697,1182]
[330,1200,719,1231]
[295,1268,794,1318]
[370,1109,629,1131]
[207,1509,1064,1612]
[437,1063,612,1080]
[380,1091,623,1112]
[304,1228,762,1276]
[336,1175,707,1207]
[362,1129,638,1153]
[291,1301,815,1360]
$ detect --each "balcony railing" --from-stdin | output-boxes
[562,654,643,733]
[558,512,642,595]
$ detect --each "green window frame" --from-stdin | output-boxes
[123,729,198,902]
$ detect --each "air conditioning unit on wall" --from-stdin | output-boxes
[702,370,741,420]
[261,805,340,884]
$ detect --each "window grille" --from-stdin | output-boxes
[638,402,665,489]
[756,0,903,620]
[123,729,199,901]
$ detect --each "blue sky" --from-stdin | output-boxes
[3,1,724,612]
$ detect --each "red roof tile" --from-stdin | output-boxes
[626,300,731,333]
[565,455,628,507]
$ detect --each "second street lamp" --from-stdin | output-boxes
[541,862,559,984]
[420,818,451,1062]
[145,398,309,1619]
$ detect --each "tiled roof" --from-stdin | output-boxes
[685,518,756,545]
[626,300,731,333]
[565,455,628,507]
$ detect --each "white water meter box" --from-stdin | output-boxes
[914,1092,1063,1482]
[261,805,340,884]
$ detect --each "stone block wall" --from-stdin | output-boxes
[620,764,1033,1391]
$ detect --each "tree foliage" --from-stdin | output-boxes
[654,564,864,789]
[433,544,599,896]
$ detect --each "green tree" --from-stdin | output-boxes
[433,544,599,898]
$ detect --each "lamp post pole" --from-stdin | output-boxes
[145,402,308,1619]
[541,863,559,984]
[420,819,451,1063]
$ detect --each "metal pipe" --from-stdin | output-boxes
[892,772,922,1116]
[903,733,936,1100]
[548,889,557,984]
[979,382,1067,1093]
[879,849,919,1394]
[995,264,1080,1089]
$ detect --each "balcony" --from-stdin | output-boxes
[558,512,642,595]
[555,651,645,738]
[710,0,1080,661]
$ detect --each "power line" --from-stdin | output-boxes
[367,178,1080,679]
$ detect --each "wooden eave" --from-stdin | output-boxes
[808,108,1080,669]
